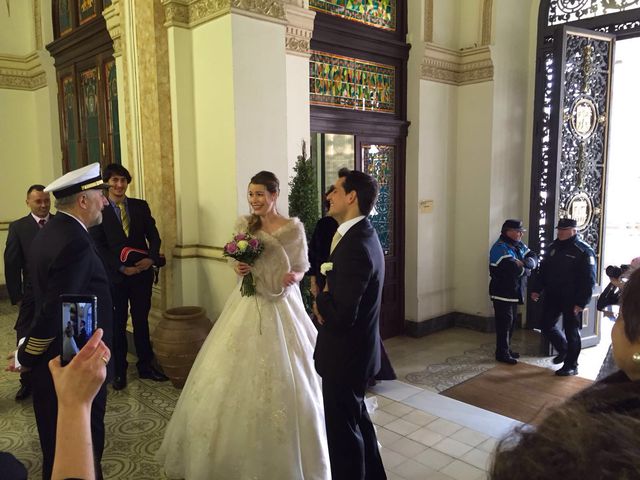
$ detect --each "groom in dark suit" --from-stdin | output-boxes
[313,168,386,480]
[4,184,53,400]
[90,163,167,390]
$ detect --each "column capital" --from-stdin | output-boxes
[162,0,287,28]
[103,0,123,58]
[284,3,315,57]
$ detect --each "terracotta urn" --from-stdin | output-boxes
[153,306,212,388]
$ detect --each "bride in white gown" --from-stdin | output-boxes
[157,171,330,480]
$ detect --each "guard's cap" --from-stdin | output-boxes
[44,163,109,199]
[501,219,526,232]
[556,218,577,229]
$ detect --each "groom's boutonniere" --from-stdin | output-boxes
[320,262,333,276]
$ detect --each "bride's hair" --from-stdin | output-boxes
[247,171,280,233]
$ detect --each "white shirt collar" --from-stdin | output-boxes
[337,215,365,237]
[31,213,50,224]
[58,210,88,232]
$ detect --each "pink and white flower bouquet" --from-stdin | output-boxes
[223,232,264,297]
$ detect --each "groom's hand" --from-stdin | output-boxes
[312,301,325,325]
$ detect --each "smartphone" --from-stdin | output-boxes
[60,294,98,365]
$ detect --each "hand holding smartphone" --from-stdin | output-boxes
[60,295,98,366]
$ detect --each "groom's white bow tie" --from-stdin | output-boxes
[330,231,342,254]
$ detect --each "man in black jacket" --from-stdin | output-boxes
[7,163,113,479]
[90,164,167,390]
[3,184,53,400]
[531,218,596,376]
[313,168,386,480]
[489,219,538,364]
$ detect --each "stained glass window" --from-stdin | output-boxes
[310,0,396,31]
[78,0,96,25]
[363,144,394,255]
[105,61,121,163]
[62,76,80,170]
[310,51,396,114]
[81,68,100,163]
[548,0,640,26]
[58,0,72,36]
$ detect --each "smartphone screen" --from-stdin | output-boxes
[60,295,98,365]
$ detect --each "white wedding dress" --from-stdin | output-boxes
[157,217,330,480]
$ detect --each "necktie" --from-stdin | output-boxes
[117,202,130,236]
[330,231,342,254]
[38,219,46,228]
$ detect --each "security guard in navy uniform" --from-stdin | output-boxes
[7,163,112,480]
[489,219,538,364]
[531,218,596,376]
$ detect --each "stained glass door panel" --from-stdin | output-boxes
[363,144,394,255]
[80,67,101,164]
[104,60,121,163]
[358,138,403,338]
[61,74,81,170]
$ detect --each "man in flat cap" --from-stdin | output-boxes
[531,218,596,376]
[489,219,538,364]
[7,163,113,479]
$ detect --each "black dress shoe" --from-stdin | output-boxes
[112,376,127,390]
[509,351,520,359]
[496,356,517,365]
[555,366,578,376]
[138,367,169,382]
[15,385,31,401]
[553,352,567,364]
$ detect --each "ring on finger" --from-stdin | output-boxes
[100,355,109,365]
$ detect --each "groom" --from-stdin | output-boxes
[313,168,386,480]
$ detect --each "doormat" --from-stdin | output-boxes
[440,362,593,424]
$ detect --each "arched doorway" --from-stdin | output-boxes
[527,0,640,350]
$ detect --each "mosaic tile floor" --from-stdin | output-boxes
[0,299,610,479]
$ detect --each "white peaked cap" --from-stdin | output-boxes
[44,162,108,199]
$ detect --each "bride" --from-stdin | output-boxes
[157,171,330,480]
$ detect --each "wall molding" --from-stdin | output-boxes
[0,221,10,232]
[162,0,286,29]
[424,0,433,43]
[405,312,496,337]
[173,244,226,262]
[421,43,493,86]
[0,53,47,91]
[34,0,43,50]
[284,3,314,57]
[481,0,493,46]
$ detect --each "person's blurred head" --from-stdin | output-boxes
[614,267,640,380]
[491,405,640,480]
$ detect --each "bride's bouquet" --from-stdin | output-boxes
[224,232,264,297]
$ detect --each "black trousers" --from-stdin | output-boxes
[15,292,35,389]
[541,296,581,368]
[492,300,518,358]
[112,269,154,377]
[322,380,386,480]
[31,363,106,480]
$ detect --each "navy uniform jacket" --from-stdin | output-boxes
[315,218,384,386]
[532,235,596,309]
[18,213,113,371]
[489,234,538,303]
[90,197,161,285]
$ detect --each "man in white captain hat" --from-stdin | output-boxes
[7,163,113,480]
